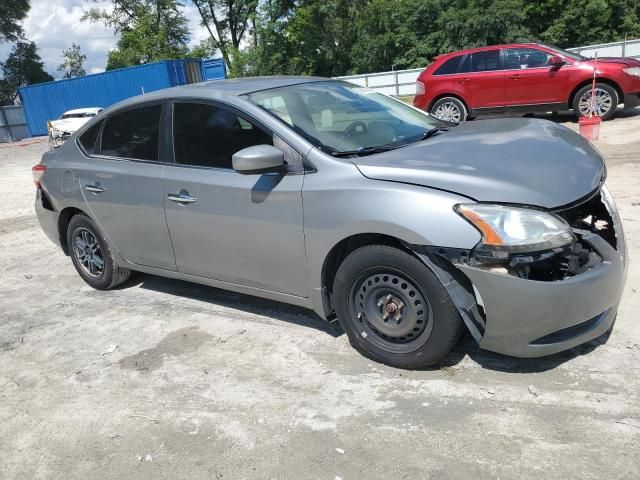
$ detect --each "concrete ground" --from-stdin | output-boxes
[1,111,639,479]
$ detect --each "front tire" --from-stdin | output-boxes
[333,245,462,369]
[67,214,130,290]
[430,97,468,123]
[573,83,619,120]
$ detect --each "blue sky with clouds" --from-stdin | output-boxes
[0,0,210,78]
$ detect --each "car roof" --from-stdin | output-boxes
[63,107,102,115]
[110,76,331,110]
[434,43,546,60]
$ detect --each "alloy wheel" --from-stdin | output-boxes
[433,102,462,122]
[578,88,613,117]
[72,227,105,278]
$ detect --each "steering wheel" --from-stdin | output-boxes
[343,121,367,138]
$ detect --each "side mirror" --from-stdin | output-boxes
[548,55,566,67]
[232,145,286,174]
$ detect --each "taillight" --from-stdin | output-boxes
[416,80,426,95]
[32,164,47,188]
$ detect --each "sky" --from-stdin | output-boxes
[0,0,211,78]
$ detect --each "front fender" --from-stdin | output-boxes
[301,158,481,318]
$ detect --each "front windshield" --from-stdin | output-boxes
[540,43,586,61]
[245,81,440,154]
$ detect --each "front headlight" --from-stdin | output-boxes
[456,204,575,256]
[623,67,640,77]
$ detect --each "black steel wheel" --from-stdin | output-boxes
[350,271,434,354]
[67,214,131,290]
[333,245,463,369]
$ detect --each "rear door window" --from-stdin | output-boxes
[460,50,501,73]
[100,105,162,161]
[172,102,273,169]
[78,119,103,154]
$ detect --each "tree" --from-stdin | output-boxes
[524,0,640,47]
[0,40,53,104]
[0,0,30,42]
[58,43,87,78]
[192,0,259,76]
[83,0,190,70]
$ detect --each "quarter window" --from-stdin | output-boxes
[78,119,103,154]
[434,56,463,75]
[173,103,273,169]
[100,105,161,161]
[460,50,501,72]
[504,48,552,69]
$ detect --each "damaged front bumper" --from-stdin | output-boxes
[416,186,627,358]
[458,232,624,357]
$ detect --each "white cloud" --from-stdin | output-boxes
[0,0,213,79]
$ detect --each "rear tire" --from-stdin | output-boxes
[573,83,619,121]
[430,97,468,123]
[67,214,130,290]
[333,245,462,369]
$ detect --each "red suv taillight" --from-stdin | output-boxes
[416,80,426,95]
[32,164,47,188]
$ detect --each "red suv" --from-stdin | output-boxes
[413,42,640,122]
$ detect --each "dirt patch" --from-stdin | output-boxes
[119,326,215,372]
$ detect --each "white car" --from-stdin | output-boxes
[48,107,103,149]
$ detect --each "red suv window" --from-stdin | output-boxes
[460,50,501,72]
[434,56,463,75]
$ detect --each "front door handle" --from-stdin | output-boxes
[167,189,198,204]
[509,74,521,79]
[85,184,105,194]
[458,78,471,84]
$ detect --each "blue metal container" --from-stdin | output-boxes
[202,58,227,81]
[19,59,204,137]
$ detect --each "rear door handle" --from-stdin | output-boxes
[509,74,521,79]
[458,78,471,83]
[168,189,198,204]
[85,184,105,194]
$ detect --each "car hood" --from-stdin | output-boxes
[580,56,640,67]
[353,118,605,209]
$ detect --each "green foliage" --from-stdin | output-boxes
[0,0,30,42]
[0,40,53,104]
[192,0,259,76]
[58,43,87,79]
[524,0,640,47]
[240,0,640,77]
[83,0,190,70]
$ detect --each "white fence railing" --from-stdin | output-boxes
[336,38,640,97]
[567,37,640,59]
[335,68,424,96]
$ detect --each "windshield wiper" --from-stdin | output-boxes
[330,145,399,157]
[420,125,450,140]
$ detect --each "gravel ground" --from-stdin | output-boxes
[1,111,639,479]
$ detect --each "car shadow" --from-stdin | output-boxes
[532,106,640,123]
[473,106,640,124]
[122,272,614,373]
[124,273,342,338]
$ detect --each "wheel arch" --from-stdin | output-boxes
[320,233,417,319]
[58,206,87,255]
[568,78,623,108]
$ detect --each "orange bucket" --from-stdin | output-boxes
[578,116,601,141]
